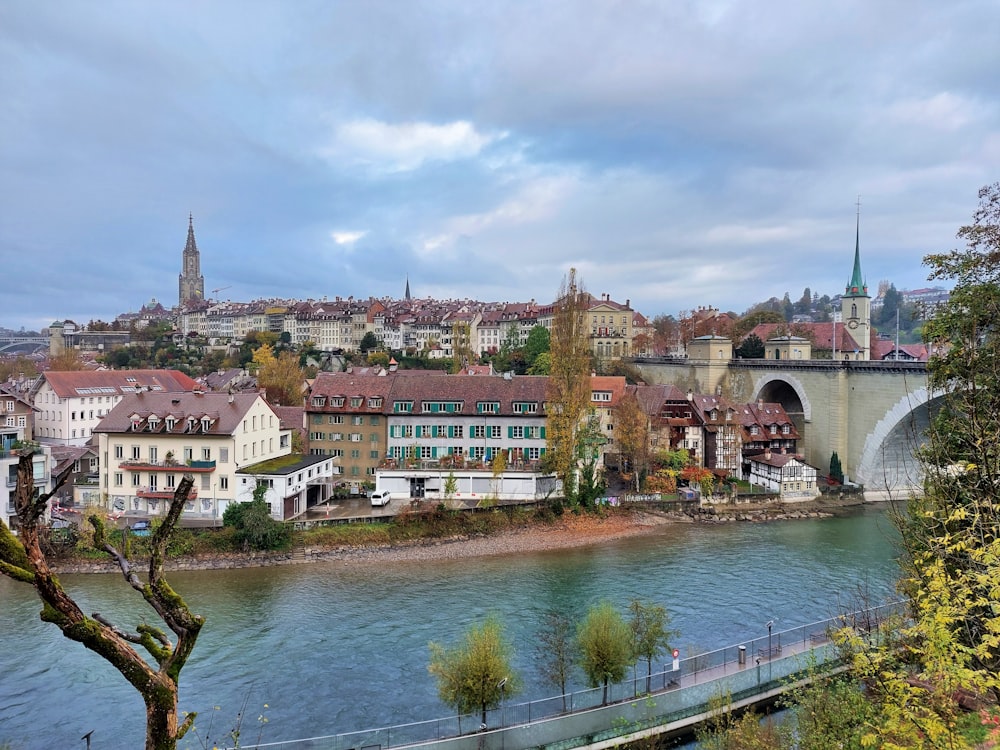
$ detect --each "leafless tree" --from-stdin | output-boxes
[0,453,204,750]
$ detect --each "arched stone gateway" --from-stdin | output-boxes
[751,373,812,421]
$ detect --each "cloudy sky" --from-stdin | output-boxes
[3,1,999,331]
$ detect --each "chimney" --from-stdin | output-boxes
[765,449,771,460]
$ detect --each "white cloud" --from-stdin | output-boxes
[418,173,578,257]
[323,118,502,172]
[330,230,367,245]
[884,92,981,132]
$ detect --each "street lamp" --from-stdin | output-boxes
[766,620,774,680]
[497,677,507,728]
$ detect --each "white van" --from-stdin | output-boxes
[370,490,392,507]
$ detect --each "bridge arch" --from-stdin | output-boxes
[750,373,812,422]
[857,386,936,494]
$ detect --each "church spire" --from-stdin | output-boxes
[405,276,411,301]
[185,212,198,255]
[845,198,867,297]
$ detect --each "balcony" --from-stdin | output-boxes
[119,460,216,473]
[136,487,199,500]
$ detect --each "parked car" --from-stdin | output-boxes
[369,491,392,507]
[130,520,151,537]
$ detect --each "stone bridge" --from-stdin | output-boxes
[0,334,48,354]
[634,357,932,498]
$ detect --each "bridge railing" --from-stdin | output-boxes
[237,602,904,750]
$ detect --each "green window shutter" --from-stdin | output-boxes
[540,426,546,439]
[431,447,438,458]
[508,426,514,439]
[448,425,454,438]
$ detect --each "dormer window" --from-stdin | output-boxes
[201,418,211,432]
[710,409,718,421]
[351,397,363,407]
[165,417,176,431]
[330,397,345,408]
[368,397,383,408]
[312,396,326,407]
[750,426,759,436]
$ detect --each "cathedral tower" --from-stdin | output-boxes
[178,214,205,307]
[841,206,871,360]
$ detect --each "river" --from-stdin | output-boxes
[0,506,900,749]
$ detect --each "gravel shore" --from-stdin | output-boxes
[329,509,676,565]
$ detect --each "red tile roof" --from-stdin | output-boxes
[41,369,198,398]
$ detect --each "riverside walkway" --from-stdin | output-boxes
[239,604,899,750]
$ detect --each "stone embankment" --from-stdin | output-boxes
[54,497,867,574]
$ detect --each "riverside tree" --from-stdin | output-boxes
[0,454,203,750]
[628,599,677,694]
[613,390,649,491]
[838,183,1000,747]
[428,615,520,728]
[535,610,577,710]
[546,268,593,505]
[577,601,632,704]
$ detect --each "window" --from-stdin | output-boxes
[311,396,326,407]
[312,414,324,425]
[310,432,326,441]
[349,433,362,442]
[220,476,229,490]
[393,401,413,413]
[330,432,343,441]
[471,425,485,439]
[488,425,501,439]
[782,425,790,435]
[132,474,141,487]
[202,448,211,461]
[510,426,524,439]
[149,446,157,463]
[513,402,538,414]
[526,447,541,460]
[114,473,123,487]
[220,448,229,463]
[369,415,379,426]
[149,475,158,490]
[201,475,210,490]
[477,401,500,414]
[351,449,360,459]
[115,445,124,459]
[131,445,141,460]
[368,398,382,409]
[351,397,363,408]
[370,450,380,459]
[370,433,379,443]
[453,425,464,439]
[166,475,176,488]
[184,447,193,461]
[330,397,344,407]
[328,415,344,424]
[592,391,612,402]
[352,416,364,425]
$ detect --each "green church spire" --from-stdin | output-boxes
[845,200,867,297]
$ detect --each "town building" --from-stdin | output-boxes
[93,390,294,520]
[746,451,820,501]
[32,369,198,446]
